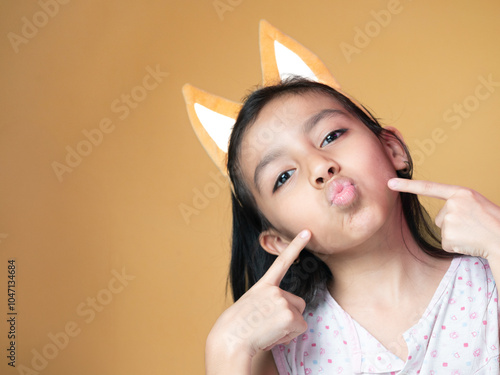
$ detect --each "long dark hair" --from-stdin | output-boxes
[226,77,452,304]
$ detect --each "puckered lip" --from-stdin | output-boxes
[326,176,358,207]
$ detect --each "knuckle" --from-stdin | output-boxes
[445,199,458,210]
[298,319,308,333]
[456,187,474,198]
[296,297,306,313]
[422,181,434,193]
[280,309,296,324]
[441,241,452,252]
[443,214,453,226]
[268,286,283,300]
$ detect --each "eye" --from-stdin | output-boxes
[273,170,295,192]
[321,129,347,147]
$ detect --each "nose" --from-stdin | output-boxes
[307,153,338,188]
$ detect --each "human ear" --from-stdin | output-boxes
[259,229,291,256]
[381,126,408,171]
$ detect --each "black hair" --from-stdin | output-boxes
[226,77,452,304]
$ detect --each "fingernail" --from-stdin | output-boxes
[299,230,310,239]
[388,178,398,188]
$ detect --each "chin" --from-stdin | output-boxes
[309,230,375,255]
[346,203,385,230]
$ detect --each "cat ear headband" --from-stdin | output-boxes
[182,20,370,177]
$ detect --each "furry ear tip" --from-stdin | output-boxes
[259,19,270,28]
[182,84,195,101]
[259,19,277,35]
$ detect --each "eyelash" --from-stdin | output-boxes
[321,129,347,147]
[273,170,295,192]
[272,129,348,192]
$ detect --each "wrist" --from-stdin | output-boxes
[205,328,253,375]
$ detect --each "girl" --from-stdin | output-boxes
[206,78,500,374]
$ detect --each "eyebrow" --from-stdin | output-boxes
[253,108,345,193]
[254,149,284,193]
[303,108,344,134]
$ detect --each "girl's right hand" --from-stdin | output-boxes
[206,230,311,374]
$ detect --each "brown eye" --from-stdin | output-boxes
[321,129,347,147]
[273,170,295,192]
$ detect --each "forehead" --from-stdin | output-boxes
[254,91,343,127]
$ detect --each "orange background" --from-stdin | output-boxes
[1,1,499,374]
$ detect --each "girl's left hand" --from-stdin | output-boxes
[388,178,500,261]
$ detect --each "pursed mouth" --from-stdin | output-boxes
[327,177,358,207]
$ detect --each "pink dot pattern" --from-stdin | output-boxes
[272,256,500,374]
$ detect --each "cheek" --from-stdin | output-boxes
[357,142,398,181]
[258,195,315,240]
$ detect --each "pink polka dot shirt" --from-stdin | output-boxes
[272,256,499,374]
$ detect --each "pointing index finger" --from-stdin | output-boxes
[261,230,311,286]
[388,178,460,200]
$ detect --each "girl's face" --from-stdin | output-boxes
[239,92,407,256]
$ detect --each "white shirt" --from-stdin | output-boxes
[272,256,500,374]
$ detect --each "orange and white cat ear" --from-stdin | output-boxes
[260,20,375,121]
[259,19,341,89]
[182,84,241,177]
[183,21,377,177]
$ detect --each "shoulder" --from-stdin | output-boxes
[433,256,500,369]
[454,256,495,285]
[446,256,498,315]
